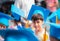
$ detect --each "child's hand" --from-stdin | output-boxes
[0,36,4,41]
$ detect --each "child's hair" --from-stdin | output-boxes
[40,1,47,8]
[1,1,14,14]
[31,14,43,22]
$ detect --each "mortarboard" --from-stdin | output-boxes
[11,12,21,21]
[0,12,13,27]
[50,16,56,23]
[27,5,50,22]
[11,4,25,21]
[4,29,38,41]
[47,8,60,23]
[50,23,60,40]
[55,8,60,20]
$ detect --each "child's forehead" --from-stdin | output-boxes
[33,19,43,22]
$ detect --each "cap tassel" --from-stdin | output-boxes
[43,26,48,41]
[43,26,46,41]
[56,15,58,24]
[25,20,29,28]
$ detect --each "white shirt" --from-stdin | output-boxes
[34,29,50,41]
[14,0,35,18]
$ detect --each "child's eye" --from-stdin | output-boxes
[37,21,40,23]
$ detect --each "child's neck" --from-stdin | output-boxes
[35,27,43,35]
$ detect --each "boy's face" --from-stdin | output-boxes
[33,19,43,29]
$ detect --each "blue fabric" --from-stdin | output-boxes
[12,12,21,21]
[50,23,60,39]
[50,16,56,23]
[17,25,24,30]
[0,12,13,26]
[4,30,38,41]
[47,8,60,21]
[56,9,60,20]
[11,4,25,18]
[33,10,44,18]
[0,18,9,26]
[17,25,33,33]
[0,12,13,20]
[27,5,50,22]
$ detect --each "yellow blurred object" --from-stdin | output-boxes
[56,16,58,24]
[43,33,48,41]
[56,15,60,24]
[43,27,48,41]
[25,20,29,28]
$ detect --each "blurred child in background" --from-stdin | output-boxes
[31,14,49,41]
[45,0,58,12]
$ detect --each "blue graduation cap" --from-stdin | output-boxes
[0,12,13,27]
[47,8,60,23]
[4,30,38,41]
[11,4,25,21]
[50,16,56,23]
[27,5,50,22]
[50,23,60,40]
[11,12,21,21]
[55,8,60,20]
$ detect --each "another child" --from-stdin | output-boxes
[31,14,49,41]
